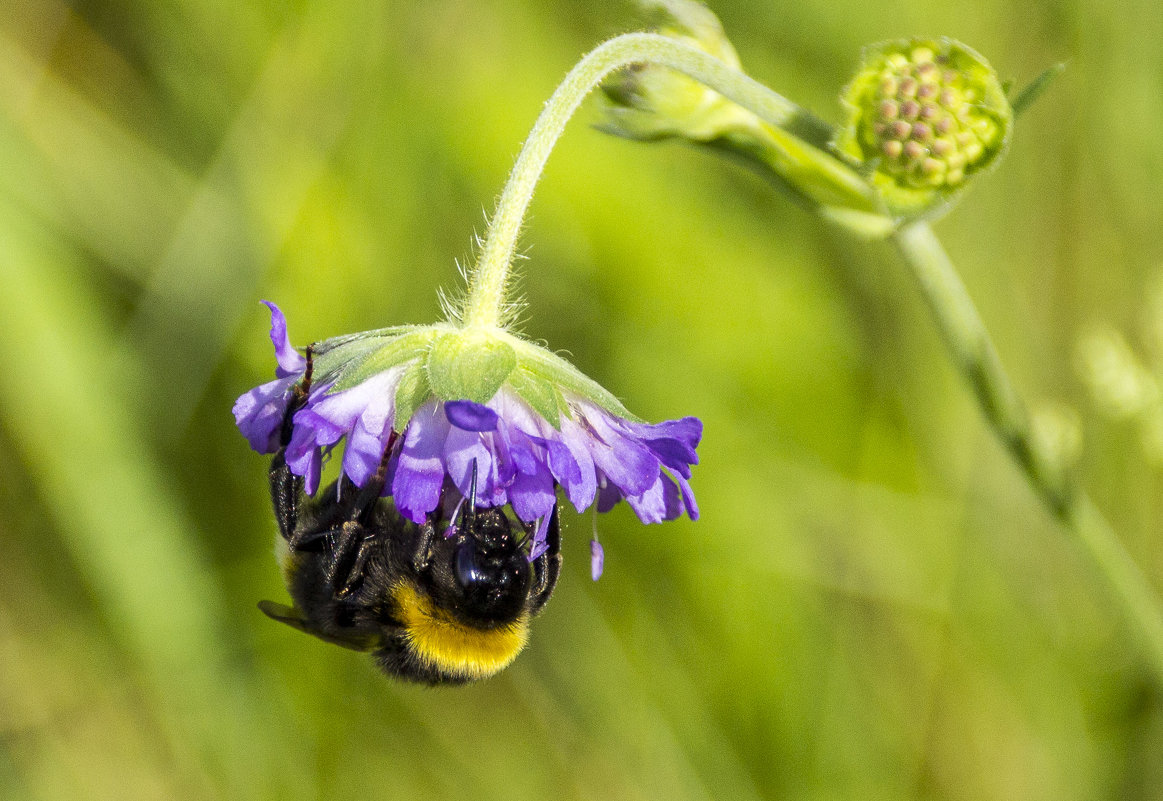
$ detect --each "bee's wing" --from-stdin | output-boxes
[257,600,377,652]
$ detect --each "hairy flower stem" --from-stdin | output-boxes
[460,31,859,330]
[894,221,1163,680]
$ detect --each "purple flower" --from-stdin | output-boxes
[235,302,701,564]
[232,301,308,454]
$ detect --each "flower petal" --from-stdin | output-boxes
[484,427,517,506]
[596,478,622,513]
[580,404,660,497]
[508,461,556,523]
[624,472,672,524]
[529,513,552,561]
[444,424,497,504]
[392,400,450,523]
[308,370,396,434]
[503,426,542,476]
[343,411,391,488]
[261,301,307,378]
[625,416,703,452]
[233,375,296,453]
[627,416,703,478]
[445,400,499,432]
[537,436,582,487]
[284,424,323,495]
[675,473,700,521]
[291,405,346,448]
[556,418,599,513]
[338,373,399,487]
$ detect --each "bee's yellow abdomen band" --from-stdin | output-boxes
[392,583,529,680]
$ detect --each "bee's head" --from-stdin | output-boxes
[447,506,532,624]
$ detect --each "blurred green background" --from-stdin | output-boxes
[2,0,1162,799]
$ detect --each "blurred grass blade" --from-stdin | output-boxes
[0,207,287,799]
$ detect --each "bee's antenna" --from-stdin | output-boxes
[464,459,479,530]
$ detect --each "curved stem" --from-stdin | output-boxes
[460,31,828,330]
[894,221,1163,679]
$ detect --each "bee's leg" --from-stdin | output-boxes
[269,451,301,545]
[409,458,471,574]
[325,521,381,598]
[284,473,364,553]
[322,432,399,594]
[337,533,379,598]
[412,518,437,574]
[458,459,480,533]
[269,345,314,544]
[528,501,561,616]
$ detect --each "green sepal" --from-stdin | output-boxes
[598,0,894,237]
[304,322,642,431]
[327,327,440,392]
[507,366,563,429]
[309,325,424,388]
[1010,62,1065,117]
[393,360,434,431]
[601,0,751,143]
[502,332,640,423]
[426,328,518,404]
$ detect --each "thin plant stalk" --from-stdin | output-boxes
[895,221,1163,678]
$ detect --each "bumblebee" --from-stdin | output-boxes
[258,362,562,685]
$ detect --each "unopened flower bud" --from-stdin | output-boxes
[834,38,1012,217]
[600,0,756,142]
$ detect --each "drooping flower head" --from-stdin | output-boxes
[234,302,701,574]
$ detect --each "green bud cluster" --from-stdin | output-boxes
[835,39,1012,217]
[871,47,998,188]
